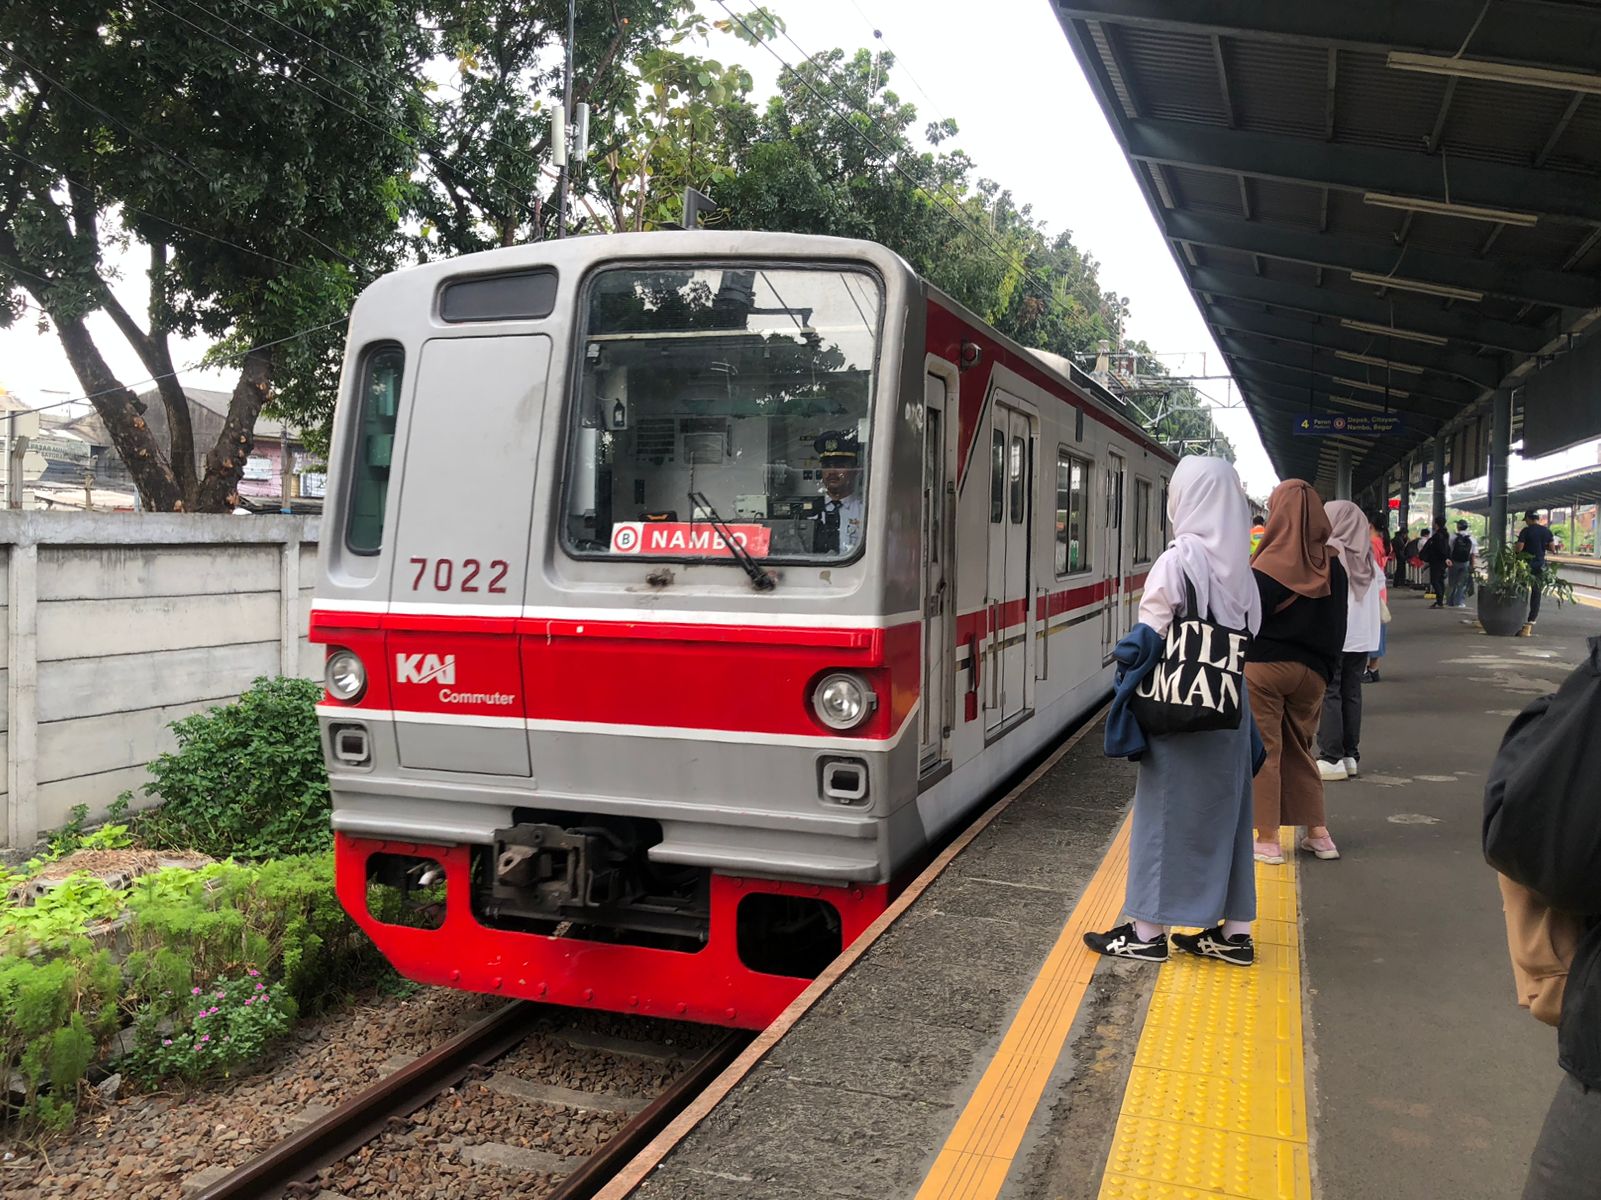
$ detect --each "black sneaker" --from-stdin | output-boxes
[1084,922,1168,962]
[1171,928,1255,966]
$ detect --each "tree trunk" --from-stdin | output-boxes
[54,315,185,511]
[193,345,273,513]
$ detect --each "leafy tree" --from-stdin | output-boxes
[0,0,429,510]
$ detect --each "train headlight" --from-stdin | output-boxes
[325,650,367,702]
[812,672,877,731]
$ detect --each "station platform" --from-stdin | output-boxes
[600,593,1597,1200]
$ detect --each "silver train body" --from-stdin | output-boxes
[311,231,1171,1027]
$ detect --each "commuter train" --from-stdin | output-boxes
[312,231,1174,1029]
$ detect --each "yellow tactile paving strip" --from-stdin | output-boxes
[915,824,1313,1200]
[915,814,1133,1200]
[1097,828,1313,1200]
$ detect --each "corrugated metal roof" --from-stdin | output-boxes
[1054,1,1601,494]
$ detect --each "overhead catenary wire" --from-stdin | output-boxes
[173,0,557,230]
[0,43,366,273]
[0,316,352,421]
[716,1,1058,302]
[726,2,1232,449]
[0,143,300,272]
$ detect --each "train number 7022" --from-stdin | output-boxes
[409,557,510,593]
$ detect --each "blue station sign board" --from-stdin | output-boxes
[1292,414,1406,437]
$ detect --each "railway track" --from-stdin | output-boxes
[191,1001,748,1200]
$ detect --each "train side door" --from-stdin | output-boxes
[1101,451,1126,661]
[920,373,952,770]
[986,398,1034,731]
[386,335,548,776]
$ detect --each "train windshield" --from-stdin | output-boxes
[562,264,882,564]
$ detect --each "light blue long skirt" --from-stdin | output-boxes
[1123,719,1257,928]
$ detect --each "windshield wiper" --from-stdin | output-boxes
[689,490,775,591]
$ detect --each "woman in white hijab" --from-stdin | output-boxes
[1314,500,1383,805]
[1086,456,1264,967]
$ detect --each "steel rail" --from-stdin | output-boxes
[193,999,539,1200]
[544,1030,751,1200]
[191,1002,749,1200]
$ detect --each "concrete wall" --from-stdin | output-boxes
[1,513,319,848]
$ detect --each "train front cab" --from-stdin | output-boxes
[313,235,937,1029]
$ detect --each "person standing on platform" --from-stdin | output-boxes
[1085,456,1263,968]
[1367,512,1391,682]
[1422,517,1451,607]
[1316,501,1381,795]
[1516,511,1556,636]
[1244,481,1347,865]
[1483,642,1601,1200]
[1250,511,1266,555]
[1448,520,1478,609]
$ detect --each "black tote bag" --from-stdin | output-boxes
[1129,576,1248,735]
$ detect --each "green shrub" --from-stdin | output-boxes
[134,676,330,859]
[124,853,388,1017]
[0,872,124,954]
[0,946,122,1129]
[124,969,294,1085]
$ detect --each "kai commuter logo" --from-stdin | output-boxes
[395,653,456,686]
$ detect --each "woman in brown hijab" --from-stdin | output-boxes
[1246,481,1349,863]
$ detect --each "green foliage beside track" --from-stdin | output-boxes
[0,852,391,1130]
[131,676,331,861]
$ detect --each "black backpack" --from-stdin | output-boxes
[1452,533,1474,562]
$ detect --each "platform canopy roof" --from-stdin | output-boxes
[1053,1,1601,495]
[1455,463,1601,513]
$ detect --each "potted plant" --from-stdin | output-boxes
[1475,546,1576,636]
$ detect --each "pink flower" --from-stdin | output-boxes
[200,1034,209,1043]
[191,987,202,996]
[255,983,265,992]
[247,969,260,978]
[215,991,225,1000]
[162,1039,172,1046]
[244,997,254,1006]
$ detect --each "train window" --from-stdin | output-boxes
[1055,451,1090,575]
[990,431,1006,523]
[345,344,404,555]
[562,265,882,563]
[1134,480,1153,563]
[439,269,558,322]
[1009,436,1026,524]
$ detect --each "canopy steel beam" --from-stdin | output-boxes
[1123,117,1601,226]
[1189,265,1549,354]
[1052,2,1601,75]
[1166,210,1600,312]
[1203,300,1504,388]
[1216,331,1480,406]
[1226,356,1462,420]
[1237,378,1447,434]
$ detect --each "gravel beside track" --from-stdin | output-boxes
[1,988,722,1199]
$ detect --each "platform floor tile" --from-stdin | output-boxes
[1096,831,1313,1200]
[913,816,1133,1200]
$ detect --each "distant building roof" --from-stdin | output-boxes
[1455,466,1601,514]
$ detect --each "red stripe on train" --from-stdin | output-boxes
[311,611,920,739]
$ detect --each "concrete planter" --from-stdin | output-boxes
[1478,588,1529,637]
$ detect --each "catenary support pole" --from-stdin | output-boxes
[1399,460,1410,538]
[1335,449,1352,500]
[1489,386,1512,556]
[556,0,574,237]
[1432,437,1447,527]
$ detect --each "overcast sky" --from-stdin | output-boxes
[3,0,1593,493]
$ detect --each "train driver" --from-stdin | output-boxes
[813,429,864,555]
